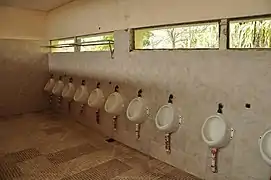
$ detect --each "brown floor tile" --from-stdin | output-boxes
[0,112,202,180]
[46,143,97,165]
[157,169,202,180]
[3,148,41,163]
[62,159,131,180]
[43,126,66,135]
[0,161,22,180]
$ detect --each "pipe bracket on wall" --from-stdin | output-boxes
[168,94,174,104]
[96,82,101,88]
[114,85,119,92]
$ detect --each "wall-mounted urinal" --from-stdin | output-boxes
[259,129,271,167]
[126,89,149,139]
[155,94,181,153]
[88,88,105,108]
[74,80,89,114]
[201,103,234,173]
[126,97,148,124]
[155,103,180,133]
[74,81,89,104]
[62,78,76,100]
[201,114,233,148]
[88,82,104,124]
[52,79,65,96]
[104,91,124,115]
[44,77,55,92]
[104,85,124,131]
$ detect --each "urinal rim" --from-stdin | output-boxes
[88,88,104,107]
[259,129,271,166]
[62,83,75,98]
[201,114,228,148]
[105,92,124,114]
[74,85,88,102]
[126,97,146,123]
[44,78,55,91]
[155,103,178,133]
[52,80,64,95]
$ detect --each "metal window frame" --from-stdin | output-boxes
[227,14,271,50]
[131,19,221,51]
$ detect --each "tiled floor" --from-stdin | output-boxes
[0,112,201,180]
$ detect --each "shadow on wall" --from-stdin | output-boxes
[0,39,49,116]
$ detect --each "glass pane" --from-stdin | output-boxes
[134,23,219,49]
[78,33,114,52]
[229,18,271,48]
[51,38,75,53]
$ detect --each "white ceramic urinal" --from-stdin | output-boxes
[201,114,233,148]
[259,130,271,166]
[73,85,89,103]
[104,92,124,115]
[155,103,180,133]
[62,83,76,100]
[126,97,148,124]
[44,78,55,92]
[52,80,65,96]
[88,88,105,108]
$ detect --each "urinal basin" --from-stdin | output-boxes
[88,88,105,108]
[44,78,55,92]
[104,92,124,115]
[73,85,89,103]
[155,104,180,133]
[62,83,76,99]
[126,97,148,124]
[52,80,64,96]
[201,114,231,148]
[259,130,271,166]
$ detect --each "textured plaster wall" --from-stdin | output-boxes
[0,39,49,116]
[49,30,271,180]
[46,0,271,39]
[0,6,46,40]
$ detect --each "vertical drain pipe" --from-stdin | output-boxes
[135,89,143,140]
[113,115,118,131]
[96,82,101,124]
[165,133,171,153]
[49,74,54,105]
[57,76,63,108]
[211,148,218,173]
[210,103,223,173]
[165,94,174,154]
[112,85,119,131]
[80,80,86,115]
[68,77,73,113]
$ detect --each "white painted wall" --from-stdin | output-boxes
[47,0,271,39]
[0,6,46,40]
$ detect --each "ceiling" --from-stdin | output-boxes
[0,0,76,11]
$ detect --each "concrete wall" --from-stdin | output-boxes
[0,6,46,40]
[0,39,49,116]
[46,0,271,39]
[49,30,271,180]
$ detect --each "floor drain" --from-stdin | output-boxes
[105,138,115,143]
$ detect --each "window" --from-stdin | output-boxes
[50,38,75,53]
[77,33,114,52]
[229,17,271,49]
[134,22,219,50]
